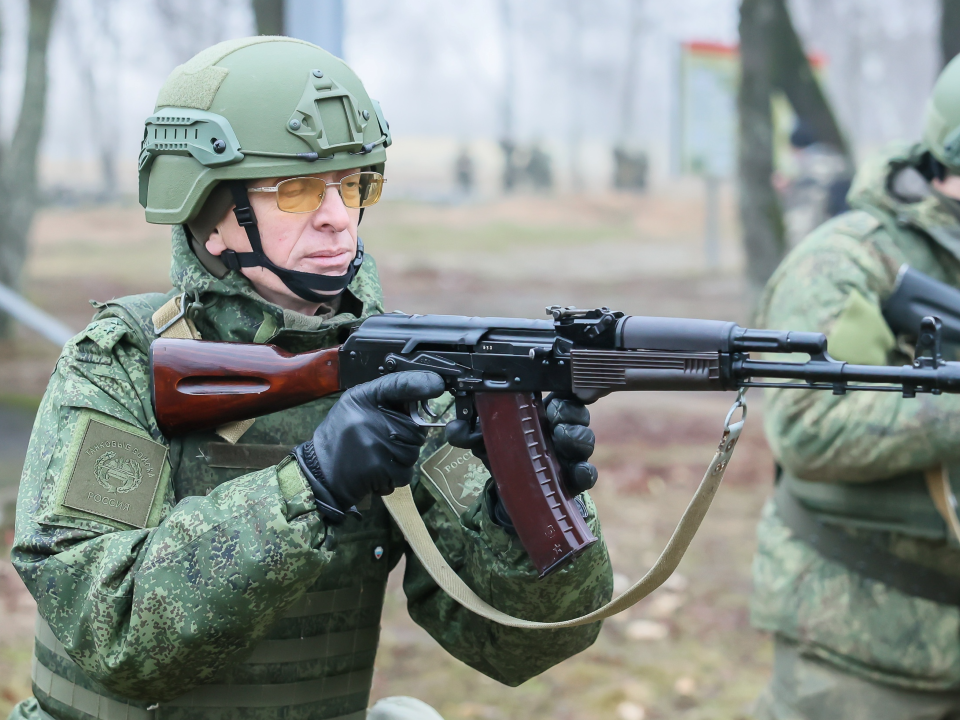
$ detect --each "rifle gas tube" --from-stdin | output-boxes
[151,307,960,575]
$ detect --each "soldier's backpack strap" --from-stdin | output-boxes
[774,478,960,604]
[380,391,747,628]
[151,294,254,444]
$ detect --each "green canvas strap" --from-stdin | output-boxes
[32,616,154,720]
[381,390,747,629]
[282,584,382,618]
[33,618,372,715]
[165,668,374,708]
[245,626,379,664]
[32,581,383,716]
[774,480,960,605]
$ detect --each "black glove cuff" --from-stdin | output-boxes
[484,482,517,536]
[292,444,361,524]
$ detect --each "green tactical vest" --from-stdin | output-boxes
[30,293,392,720]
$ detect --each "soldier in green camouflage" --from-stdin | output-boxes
[751,55,960,719]
[8,38,613,720]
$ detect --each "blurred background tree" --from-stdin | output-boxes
[0,0,57,338]
[252,0,283,35]
[943,0,960,65]
[738,0,850,300]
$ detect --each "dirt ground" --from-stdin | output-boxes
[0,187,774,720]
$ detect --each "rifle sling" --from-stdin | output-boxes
[381,391,747,628]
[774,480,960,605]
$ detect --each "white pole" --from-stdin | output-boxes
[0,284,75,346]
[704,175,721,269]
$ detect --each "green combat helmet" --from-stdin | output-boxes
[923,53,960,174]
[139,36,391,299]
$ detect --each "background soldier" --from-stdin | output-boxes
[751,55,960,719]
[778,120,853,249]
[8,38,612,720]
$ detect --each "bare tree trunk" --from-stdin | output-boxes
[943,0,960,66]
[253,0,285,35]
[499,0,517,192]
[0,0,58,338]
[738,0,786,299]
[769,0,850,160]
[67,0,119,201]
[617,0,643,144]
[567,0,584,191]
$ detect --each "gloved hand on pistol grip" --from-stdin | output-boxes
[294,371,445,523]
[445,395,599,496]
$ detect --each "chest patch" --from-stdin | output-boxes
[62,419,168,528]
[419,443,489,517]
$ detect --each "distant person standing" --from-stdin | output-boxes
[525,143,553,191]
[454,146,474,195]
[779,121,853,247]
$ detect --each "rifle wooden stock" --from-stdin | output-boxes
[151,338,341,434]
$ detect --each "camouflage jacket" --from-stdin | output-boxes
[751,144,960,690]
[10,226,613,720]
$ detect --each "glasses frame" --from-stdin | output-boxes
[248,171,386,213]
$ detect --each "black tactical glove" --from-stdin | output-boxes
[294,371,445,523]
[446,395,598,529]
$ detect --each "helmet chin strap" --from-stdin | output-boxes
[218,181,364,303]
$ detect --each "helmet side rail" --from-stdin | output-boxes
[150,308,958,576]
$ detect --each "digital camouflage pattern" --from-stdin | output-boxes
[752,144,960,690]
[10,225,613,720]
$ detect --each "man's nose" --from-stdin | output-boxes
[311,184,351,232]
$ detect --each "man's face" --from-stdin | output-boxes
[205,167,362,313]
[933,173,960,201]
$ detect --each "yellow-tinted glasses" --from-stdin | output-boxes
[248,171,385,213]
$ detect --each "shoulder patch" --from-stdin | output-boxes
[60,414,168,528]
[420,443,490,518]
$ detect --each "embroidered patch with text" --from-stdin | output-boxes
[420,443,490,517]
[61,419,168,528]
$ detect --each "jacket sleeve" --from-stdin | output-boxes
[759,229,960,482]
[12,318,330,701]
[396,432,613,686]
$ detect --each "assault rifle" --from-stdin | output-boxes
[151,306,960,576]
[884,265,960,345]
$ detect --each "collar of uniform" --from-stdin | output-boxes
[846,144,960,263]
[168,224,386,345]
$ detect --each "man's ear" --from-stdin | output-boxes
[205,226,228,257]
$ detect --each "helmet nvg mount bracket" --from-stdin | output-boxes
[140,36,391,298]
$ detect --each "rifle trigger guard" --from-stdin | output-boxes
[408,399,446,428]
